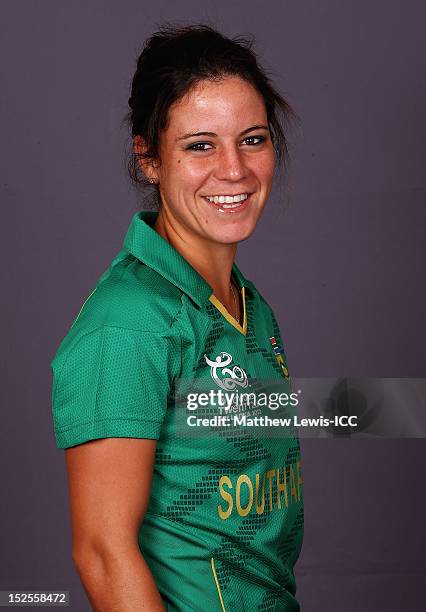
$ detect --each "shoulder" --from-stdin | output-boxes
[51,251,184,365]
[75,251,183,331]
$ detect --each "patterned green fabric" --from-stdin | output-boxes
[51,211,304,611]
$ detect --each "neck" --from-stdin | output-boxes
[153,207,237,310]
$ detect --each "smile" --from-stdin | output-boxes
[202,192,253,213]
[204,193,249,208]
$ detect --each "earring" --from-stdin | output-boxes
[149,178,157,184]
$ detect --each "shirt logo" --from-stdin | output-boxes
[204,352,249,390]
[269,336,289,378]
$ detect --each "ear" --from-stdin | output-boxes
[133,136,160,183]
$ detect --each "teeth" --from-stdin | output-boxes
[205,193,249,204]
[222,202,243,209]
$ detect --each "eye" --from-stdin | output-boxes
[242,135,266,146]
[187,142,213,152]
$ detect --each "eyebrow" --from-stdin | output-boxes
[176,124,269,141]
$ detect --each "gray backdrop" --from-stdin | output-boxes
[1,1,425,610]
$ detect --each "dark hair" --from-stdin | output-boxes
[123,22,299,206]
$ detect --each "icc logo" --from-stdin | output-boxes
[204,352,249,391]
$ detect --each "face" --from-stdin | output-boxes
[139,76,275,245]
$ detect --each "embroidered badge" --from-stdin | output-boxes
[269,336,289,378]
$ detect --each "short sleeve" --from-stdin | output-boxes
[51,326,180,449]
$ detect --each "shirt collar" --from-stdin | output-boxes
[122,210,251,308]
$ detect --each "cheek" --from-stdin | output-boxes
[173,158,211,187]
[247,147,275,178]
[258,152,276,184]
[252,155,275,187]
[162,163,207,206]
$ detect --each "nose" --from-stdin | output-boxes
[214,144,248,182]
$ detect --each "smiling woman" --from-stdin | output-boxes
[51,23,303,612]
[133,75,276,303]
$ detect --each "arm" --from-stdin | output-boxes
[65,437,166,612]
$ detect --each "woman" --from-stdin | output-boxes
[51,23,304,611]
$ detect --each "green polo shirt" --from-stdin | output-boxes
[51,210,304,611]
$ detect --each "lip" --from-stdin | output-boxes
[202,193,253,214]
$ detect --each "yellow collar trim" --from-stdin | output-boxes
[209,286,247,336]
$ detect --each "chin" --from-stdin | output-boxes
[210,224,256,245]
